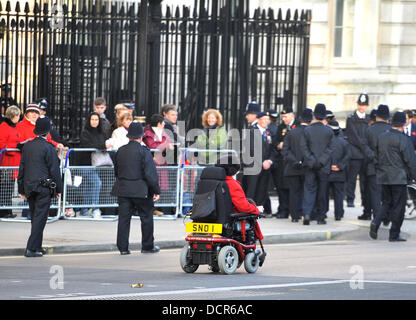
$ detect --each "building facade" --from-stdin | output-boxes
[255,0,416,126]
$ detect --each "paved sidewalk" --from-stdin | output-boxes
[0,196,414,256]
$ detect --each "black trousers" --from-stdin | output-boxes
[271,166,290,216]
[287,175,304,220]
[346,159,370,214]
[117,196,154,251]
[303,169,329,221]
[328,181,345,219]
[366,175,382,219]
[242,169,270,206]
[26,189,52,252]
[374,185,407,240]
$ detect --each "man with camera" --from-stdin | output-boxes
[18,117,62,257]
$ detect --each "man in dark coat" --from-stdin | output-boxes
[363,105,392,222]
[241,101,260,201]
[1,83,17,124]
[18,117,63,257]
[327,120,351,220]
[281,108,312,222]
[272,106,300,219]
[243,110,276,209]
[370,111,416,241]
[301,103,334,225]
[112,122,161,254]
[345,93,371,219]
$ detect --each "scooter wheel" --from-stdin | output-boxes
[218,245,239,275]
[180,245,199,273]
[244,251,259,273]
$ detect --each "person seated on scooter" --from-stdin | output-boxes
[215,154,264,241]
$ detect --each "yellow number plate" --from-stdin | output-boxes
[186,222,223,234]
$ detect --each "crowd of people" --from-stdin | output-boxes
[1,85,416,241]
[239,94,416,242]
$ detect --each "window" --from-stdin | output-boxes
[334,0,355,58]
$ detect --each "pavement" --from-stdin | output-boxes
[1,195,415,256]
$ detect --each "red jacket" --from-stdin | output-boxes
[142,125,172,165]
[225,176,259,214]
[0,119,21,177]
[16,116,58,148]
[225,176,263,240]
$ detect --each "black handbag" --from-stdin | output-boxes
[190,189,217,222]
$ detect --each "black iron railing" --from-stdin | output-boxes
[0,0,311,143]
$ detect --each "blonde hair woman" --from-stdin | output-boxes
[195,108,228,164]
[106,111,133,150]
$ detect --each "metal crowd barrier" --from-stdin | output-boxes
[178,148,238,214]
[1,147,239,223]
[0,148,62,223]
[62,148,181,221]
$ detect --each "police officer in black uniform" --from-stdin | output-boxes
[370,111,416,241]
[363,105,391,222]
[345,93,371,219]
[273,106,300,219]
[37,97,67,146]
[301,103,334,225]
[281,108,313,222]
[112,122,161,255]
[327,120,351,220]
[1,83,17,123]
[17,117,63,257]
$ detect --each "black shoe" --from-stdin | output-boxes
[369,222,378,240]
[120,250,131,255]
[24,249,43,257]
[260,213,273,219]
[291,218,299,223]
[317,220,327,225]
[0,212,17,218]
[38,248,48,255]
[382,219,390,226]
[358,214,371,220]
[389,236,407,242]
[347,201,354,208]
[275,213,288,219]
[303,216,310,225]
[335,217,341,221]
[141,246,160,253]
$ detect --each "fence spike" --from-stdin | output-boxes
[166,6,171,18]
[277,8,282,21]
[175,5,180,18]
[81,4,88,16]
[91,4,97,17]
[183,5,189,18]
[111,3,116,15]
[285,9,291,21]
[252,7,259,19]
[24,2,30,13]
[118,3,125,16]
[268,8,274,20]
[6,1,11,12]
[128,3,135,17]
[294,9,299,21]
[34,2,40,14]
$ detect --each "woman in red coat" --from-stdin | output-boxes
[0,106,21,218]
[216,155,264,240]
